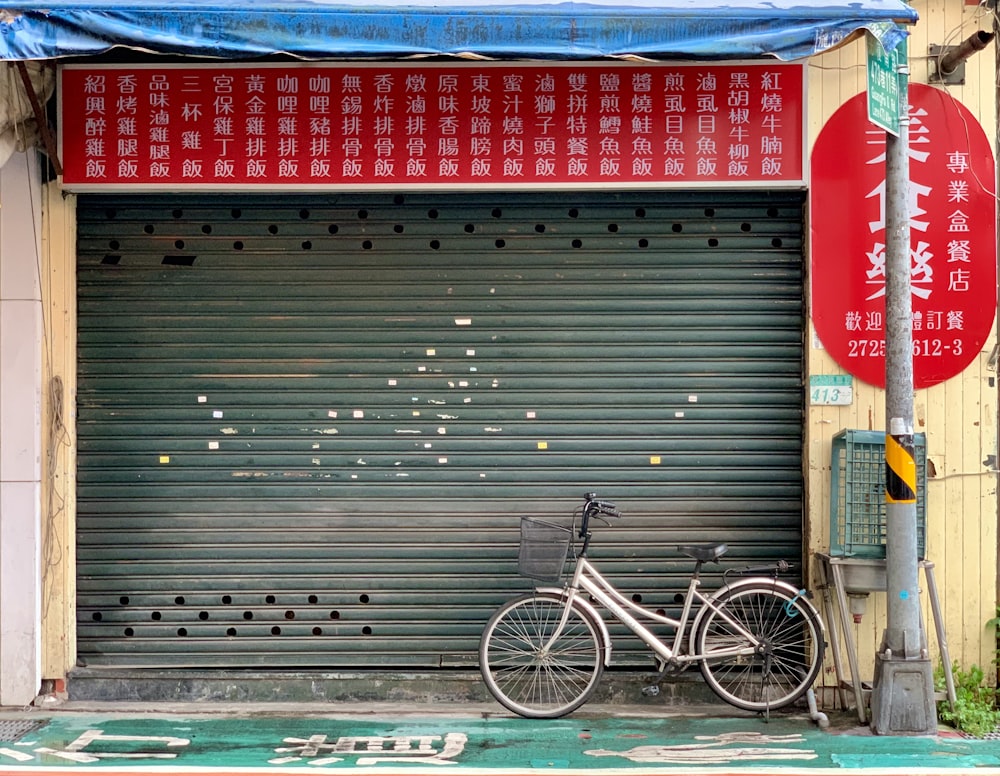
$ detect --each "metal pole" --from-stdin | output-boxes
[868,46,937,736]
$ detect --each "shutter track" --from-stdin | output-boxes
[76,190,805,668]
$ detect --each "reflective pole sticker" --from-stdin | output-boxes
[885,433,917,503]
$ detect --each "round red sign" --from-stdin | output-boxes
[811,83,996,389]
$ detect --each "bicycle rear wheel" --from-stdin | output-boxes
[479,592,605,718]
[694,583,824,712]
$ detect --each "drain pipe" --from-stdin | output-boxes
[806,688,830,729]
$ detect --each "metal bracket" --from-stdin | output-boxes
[929,44,966,84]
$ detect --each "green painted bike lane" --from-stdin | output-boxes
[2,711,1000,775]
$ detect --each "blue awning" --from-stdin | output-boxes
[0,0,918,62]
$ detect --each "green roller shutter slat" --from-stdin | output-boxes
[76,191,805,668]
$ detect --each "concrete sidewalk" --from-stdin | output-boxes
[0,702,998,776]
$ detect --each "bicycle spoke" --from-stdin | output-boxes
[481,593,604,718]
[696,585,823,712]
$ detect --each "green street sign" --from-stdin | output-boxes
[866,32,902,135]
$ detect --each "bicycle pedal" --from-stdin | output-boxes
[641,684,660,697]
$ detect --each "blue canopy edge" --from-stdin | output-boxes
[0,1,919,61]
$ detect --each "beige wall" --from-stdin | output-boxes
[0,152,43,705]
[806,0,999,692]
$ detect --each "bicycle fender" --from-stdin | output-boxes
[688,576,826,655]
[535,586,613,667]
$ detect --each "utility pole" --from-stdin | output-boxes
[868,44,937,736]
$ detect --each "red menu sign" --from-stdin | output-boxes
[59,63,804,190]
[811,83,996,389]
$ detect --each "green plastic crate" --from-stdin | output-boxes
[829,429,927,559]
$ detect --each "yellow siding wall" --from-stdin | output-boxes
[806,0,999,694]
[40,185,77,679]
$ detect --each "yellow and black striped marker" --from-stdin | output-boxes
[885,432,917,503]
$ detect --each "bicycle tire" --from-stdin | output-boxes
[694,583,825,712]
[479,592,605,718]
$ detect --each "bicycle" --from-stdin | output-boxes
[479,493,826,719]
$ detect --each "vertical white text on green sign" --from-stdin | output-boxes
[866,32,902,136]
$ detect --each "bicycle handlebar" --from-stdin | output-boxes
[580,492,620,536]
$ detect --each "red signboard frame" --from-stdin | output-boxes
[811,83,996,389]
[59,62,804,191]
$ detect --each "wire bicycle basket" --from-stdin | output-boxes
[518,517,573,583]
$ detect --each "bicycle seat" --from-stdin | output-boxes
[677,543,728,562]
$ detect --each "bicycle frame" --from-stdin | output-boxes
[538,554,784,669]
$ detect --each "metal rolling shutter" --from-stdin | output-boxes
[76,190,805,668]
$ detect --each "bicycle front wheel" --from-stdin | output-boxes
[479,592,605,718]
[694,583,825,712]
